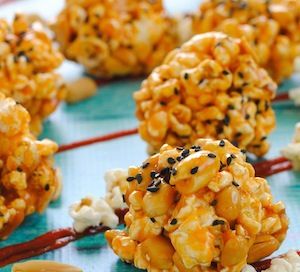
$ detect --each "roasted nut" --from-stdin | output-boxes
[65,77,97,104]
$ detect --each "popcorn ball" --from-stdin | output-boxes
[134,32,277,157]
[0,14,66,135]
[192,0,300,83]
[105,139,288,271]
[0,94,60,239]
[53,0,178,78]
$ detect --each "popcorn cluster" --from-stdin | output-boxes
[0,14,66,135]
[192,0,300,83]
[53,0,178,78]
[134,32,277,157]
[105,138,288,271]
[0,94,60,239]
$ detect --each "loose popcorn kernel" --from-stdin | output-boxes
[106,139,288,271]
[0,14,66,135]
[192,0,300,83]
[53,0,179,78]
[134,32,277,157]
[0,94,60,239]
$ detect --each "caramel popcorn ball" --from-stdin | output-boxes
[0,14,66,135]
[0,94,60,239]
[53,0,178,78]
[192,0,300,83]
[134,32,277,157]
[105,138,288,271]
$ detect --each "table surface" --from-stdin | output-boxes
[1,1,300,271]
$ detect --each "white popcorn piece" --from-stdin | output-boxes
[69,196,118,233]
[281,122,300,171]
[243,250,300,272]
[289,88,300,106]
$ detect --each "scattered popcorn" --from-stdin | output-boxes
[12,260,82,272]
[65,77,97,104]
[69,196,119,233]
[104,169,128,210]
[289,88,300,106]
[0,94,60,239]
[105,138,288,271]
[192,0,300,83]
[134,32,277,157]
[281,122,300,170]
[0,14,66,135]
[243,250,300,272]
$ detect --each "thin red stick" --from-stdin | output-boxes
[273,92,289,102]
[57,128,138,153]
[0,208,128,267]
[253,156,292,177]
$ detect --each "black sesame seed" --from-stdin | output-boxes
[150,171,157,179]
[147,186,159,193]
[160,101,167,106]
[181,149,190,158]
[176,156,183,162]
[245,113,250,120]
[44,184,50,191]
[261,136,267,141]
[227,156,232,166]
[210,199,218,206]
[127,176,135,182]
[170,218,178,225]
[142,162,150,169]
[219,140,225,147]
[241,149,247,154]
[174,88,179,95]
[232,181,240,187]
[235,132,242,138]
[222,70,230,76]
[160,168,171,183]
[223,115,230,126]
[228,104,235,110]
[199,78,205,85]
[184,73,189,80]
[190,166,199,175]
[212,219,225,226]
[231,154,237,159]
[150,217,156,223]
[136,174,143,184]
[238,72,244,78]
[167,157,176,165]
[122,194,126,203]
[16,167,22,172]
[219,162,226,171]
[171,168,177,176]
[208,153,216,158]
[176,146,184,151]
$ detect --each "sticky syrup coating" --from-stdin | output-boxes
[134,32,277,157]
[192,0,300,83]
[105,138,288,271]
[53,0,179,78]
[0,94,60,239]
[0,14,66,135]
